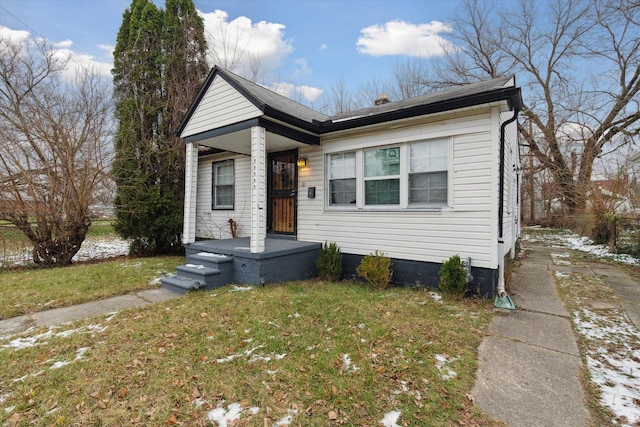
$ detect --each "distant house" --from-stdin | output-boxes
[162,66,523,298]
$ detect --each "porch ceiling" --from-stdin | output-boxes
[195,127,312,155]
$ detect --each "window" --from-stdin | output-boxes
[364,147,400,205]
[326,138,449,209]
[329,152,356,205]
[409,139,448,205]
[212,160,234,209]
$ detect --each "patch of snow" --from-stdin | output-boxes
[554,271,570,279]
[380,410,401,427]
[342,354,359,372]
[428,291,443,302]
[197,252,227,258]
[50,361,70,370]
[207,401,258,427]
[230,285,253,292]
[4,405,15,414]
[275,408,298,426]
[435,354,458,381]
[1,324,105,351]
[185,263,207,269]
[2,327,55,349]
[104,312,118,322]
[573,308,640,425]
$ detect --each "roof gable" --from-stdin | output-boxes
[179,73,262,138]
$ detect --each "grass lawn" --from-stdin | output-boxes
[0,281,499,426]
[0,256,184,319]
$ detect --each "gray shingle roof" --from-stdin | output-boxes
[179,66,521,136]
[329,75,516,122]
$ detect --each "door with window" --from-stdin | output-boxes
[268,150,297,234]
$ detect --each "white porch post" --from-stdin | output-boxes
[182,142,198,245]
[250,126,267,253]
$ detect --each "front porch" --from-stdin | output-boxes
[161,238,321,294]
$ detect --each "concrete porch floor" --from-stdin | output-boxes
[186,237,321,260]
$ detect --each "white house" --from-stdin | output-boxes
[163,66,523,298]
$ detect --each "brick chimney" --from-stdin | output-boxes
[374,93,390,106]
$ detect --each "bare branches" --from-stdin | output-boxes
[0,35,113,266]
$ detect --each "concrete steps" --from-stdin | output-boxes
[161,253,234,294]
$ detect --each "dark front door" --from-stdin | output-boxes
[268,150,297,235]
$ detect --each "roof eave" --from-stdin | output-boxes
[318,87,523,134]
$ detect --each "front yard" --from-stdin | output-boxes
[0,279,497,426]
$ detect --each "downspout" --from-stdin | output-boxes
[497,107,519,297]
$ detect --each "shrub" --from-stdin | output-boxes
[316,241,343,281]
[356,250,393,290]
[438,255,468,300]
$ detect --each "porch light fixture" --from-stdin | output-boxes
[297,157,307,168]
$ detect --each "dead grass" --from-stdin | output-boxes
[552,255,631,427]
[0,281,499,426]
[0,256,183,319]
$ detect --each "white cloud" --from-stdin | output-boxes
[268,81,323,103]
[199,9,293,77]
[357,20,454,57]
[319,43,327,50]
[0,25,30,44]
[292,58,312,78]
[0,25,112,80]
[50,48,112,81]
[52,39,73,48]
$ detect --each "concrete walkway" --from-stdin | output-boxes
[472,242,591,426]
[0,288,179,339]
[473,240,640,426]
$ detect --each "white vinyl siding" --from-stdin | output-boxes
[196,154,251,239]
[180,76,262,138]
[297,108,500,269]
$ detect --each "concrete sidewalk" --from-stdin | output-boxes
[472,243,590,426]
[0,288,179,339]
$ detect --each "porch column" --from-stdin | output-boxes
[182,142,198,244]
[250,126,267,253]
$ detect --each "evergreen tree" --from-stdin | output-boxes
[112,0,208,255]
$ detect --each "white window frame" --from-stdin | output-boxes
[212,159,234,210]
[328,151,357,206]
[325,137,450,211]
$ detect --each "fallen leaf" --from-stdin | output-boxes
[96,401,107,409]
[167,414,178,425]
[328,410,338,420]
[200,312,208,317]
[90,391,100,399]
[192,386,201,399]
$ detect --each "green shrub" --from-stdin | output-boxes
[438,255,468,300]
[356,250,393,290]
[316,241,343,281]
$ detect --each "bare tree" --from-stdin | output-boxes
[430,0,640,217]
[0,36,112,266]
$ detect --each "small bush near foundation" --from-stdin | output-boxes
[438,255,468,300]
[357,250,392,290]
[316,241,342,281]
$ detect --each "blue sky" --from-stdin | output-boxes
[0,0,459,108]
